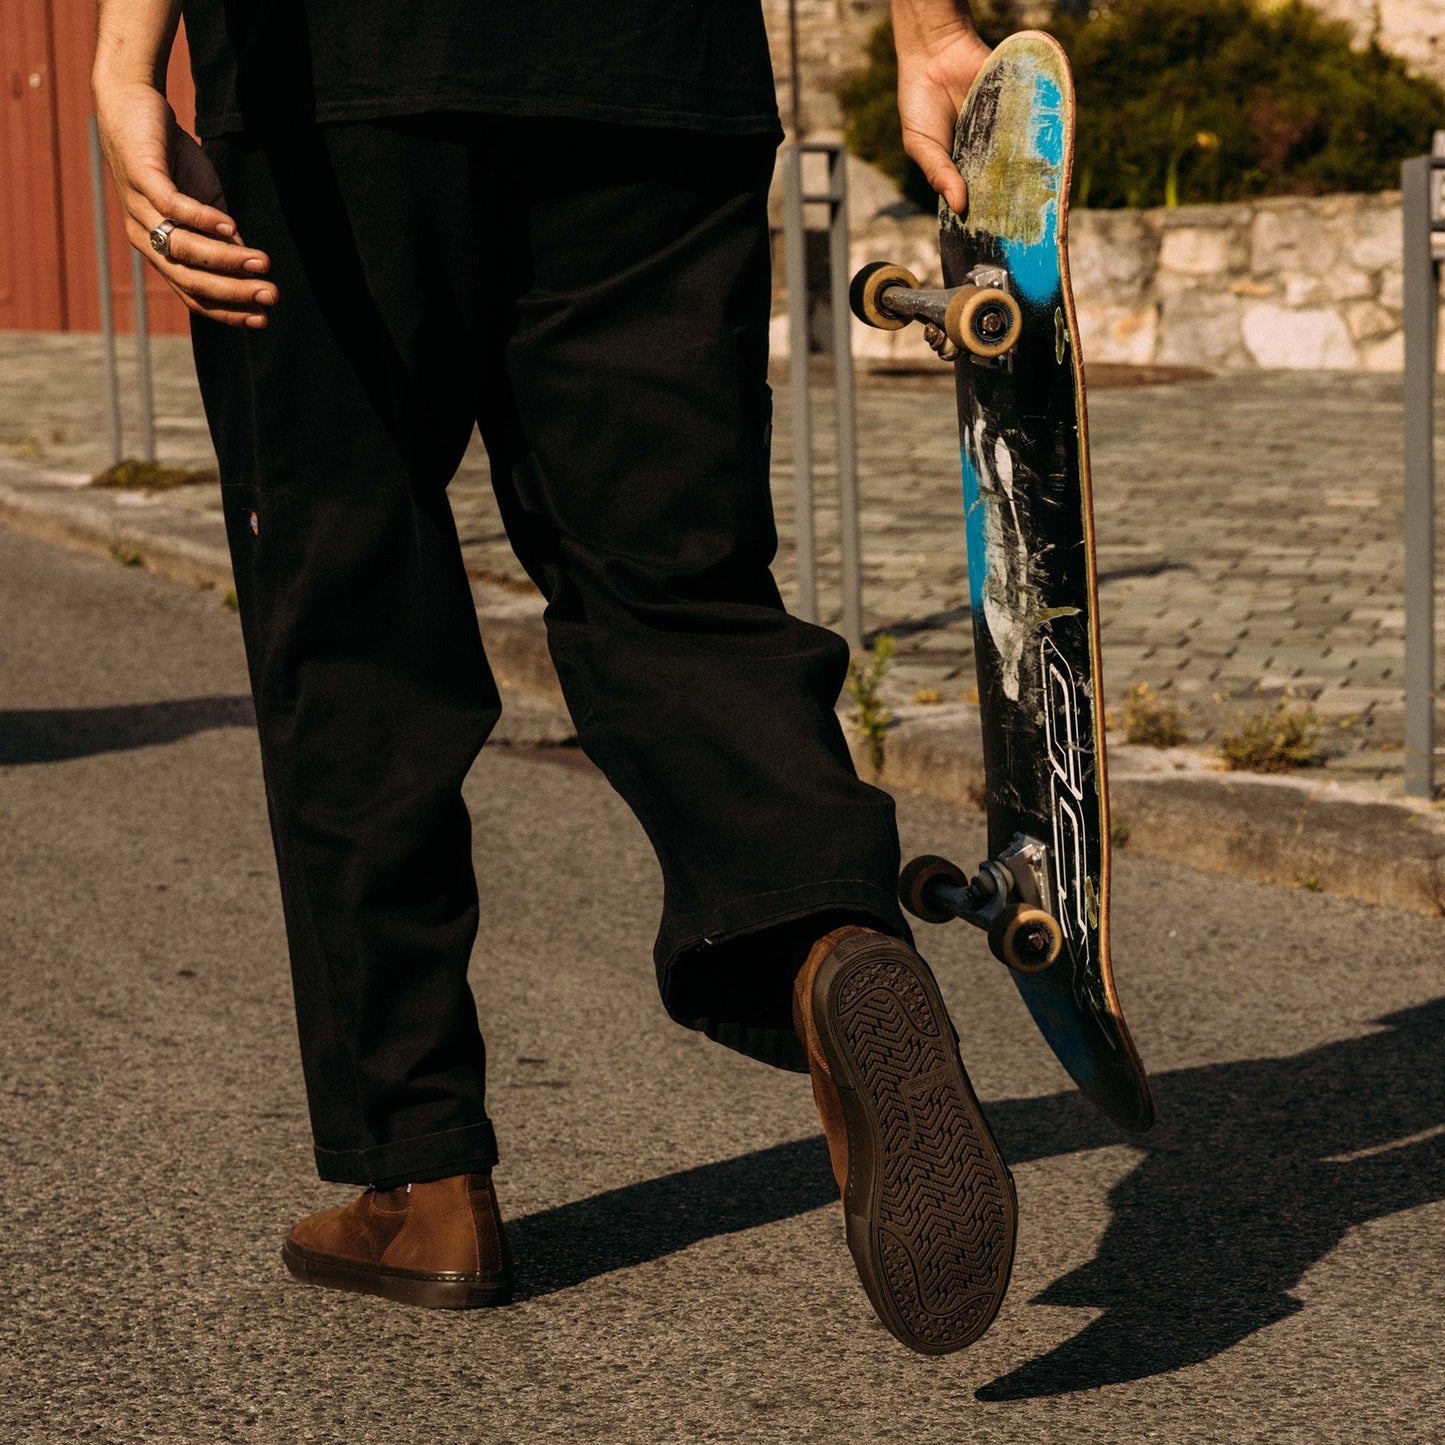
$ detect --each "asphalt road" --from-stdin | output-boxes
[2,526,1443,1443]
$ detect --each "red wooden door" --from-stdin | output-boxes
[0,2,197,333]
[0,0,67,328]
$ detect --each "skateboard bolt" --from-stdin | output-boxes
[979,310,1005,337]
[1018,925,1051,960]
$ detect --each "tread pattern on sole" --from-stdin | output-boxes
[828,944,1016,1352]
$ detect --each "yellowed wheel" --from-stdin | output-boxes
[848,262,920,331]
[987,904,1063,974]
[944,285,1023,359]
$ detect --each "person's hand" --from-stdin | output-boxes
[93,79,276,328]
[893,10,991,213]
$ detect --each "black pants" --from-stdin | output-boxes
[191,117,908,1189]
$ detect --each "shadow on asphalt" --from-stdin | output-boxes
[0,696,255,764]
[508,1135,837,1301]
[982,995,1445,1398]
[510,997,1445,1398]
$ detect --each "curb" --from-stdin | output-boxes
[4,457,1443,920]
[0,460,234,593]
[852,707,1445,919]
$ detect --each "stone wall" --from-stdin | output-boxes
[1069,191,1434,371]
[1309,0,1445,93]
[772,181,1442,372]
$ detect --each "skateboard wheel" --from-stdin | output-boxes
[849,262,920,331]
[899,853,969,924]
[945,286,1023,359]
[987,904,1063,973]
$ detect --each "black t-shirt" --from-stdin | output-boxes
[181,1,781,138]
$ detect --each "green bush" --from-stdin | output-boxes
[838,0,1445,210]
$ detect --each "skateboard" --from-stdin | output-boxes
[849,31,1153,1134]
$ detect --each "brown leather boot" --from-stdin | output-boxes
[282,1172,514,1308]
[793,926,1017,1355]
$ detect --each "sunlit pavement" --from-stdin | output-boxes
[2,524,1443,1441]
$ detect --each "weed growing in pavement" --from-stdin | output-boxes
[91,459,218,491]
[1298,876,1323,892]
[1218,694,1324,773]
[1123,682,1188,747]
[221,590,239,611]
[847,633,896,776]
[913,687,943,706]
[1110,817,1132,847]
[110,542,145,568]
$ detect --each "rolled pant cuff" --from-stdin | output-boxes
[655,879,911,973]
[313,1119,500,1190]
[655,879,913,1073]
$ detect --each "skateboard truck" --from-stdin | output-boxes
[849,262,1023,360]
[899,835,1064,974]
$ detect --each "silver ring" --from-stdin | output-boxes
[149,219,178,258]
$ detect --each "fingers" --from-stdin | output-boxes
[134,159,238,239]
[159,268,275,329]
[152,220,271,278]
[905,131,968,215]
[127,197,275,328]
[132,178,269,278]
[128,222,276,328]
[893,29,990,214]
[157,254,276,310]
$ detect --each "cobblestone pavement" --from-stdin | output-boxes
[5,329,1444,792]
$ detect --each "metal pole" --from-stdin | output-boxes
[1402,153,1438,799]
[88,114,123,466]
[826,147,864,649]
[130,247,156,463]
[784,145,819,622]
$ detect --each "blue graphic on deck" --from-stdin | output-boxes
[999,68,1065,306]
[960,441,988,613]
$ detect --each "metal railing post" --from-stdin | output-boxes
[782,141,863,646]
[784,145,819,622]
[130,247,156,463]
[824,147,863,649]
[1402,144,1445,799]
[88,114,123,466]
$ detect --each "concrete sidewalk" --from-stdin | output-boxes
[5,329,1445,915]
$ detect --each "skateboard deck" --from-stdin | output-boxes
[853,32,1153,1133]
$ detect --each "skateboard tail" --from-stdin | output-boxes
[1019,988,1155,1133]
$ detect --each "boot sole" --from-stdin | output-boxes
[281,1238,514,1309]
[810,932,1017,1354]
